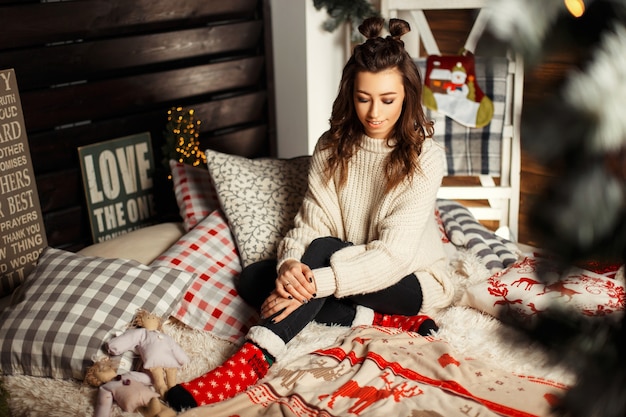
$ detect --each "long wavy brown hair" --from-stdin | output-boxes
[321,17,433,192]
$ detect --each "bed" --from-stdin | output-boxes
[2,149,624,417]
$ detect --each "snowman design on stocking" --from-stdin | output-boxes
[423,54,494,128]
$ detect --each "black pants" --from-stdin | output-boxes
[236,237,423,344]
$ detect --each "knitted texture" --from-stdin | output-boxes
[166,342,270,410]
[373,312,438,336]
[278,134,454,313]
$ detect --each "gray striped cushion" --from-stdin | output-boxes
[436,199,520,272]
[0,247,195,379]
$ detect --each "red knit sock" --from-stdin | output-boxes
[166,341,271,410]
[372,312,438,335]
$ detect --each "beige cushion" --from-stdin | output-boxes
[78,222,185,264]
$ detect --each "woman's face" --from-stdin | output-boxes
[354,67,405,139]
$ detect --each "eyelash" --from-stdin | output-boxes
[357,98,394,104]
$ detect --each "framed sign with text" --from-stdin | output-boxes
[0,68,48,297]
[78,132,157,243]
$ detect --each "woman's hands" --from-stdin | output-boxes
[260,260,317,323]
[260,291,303,323]
[276,260,317,303]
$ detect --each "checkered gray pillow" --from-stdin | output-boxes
[0,247,196,379]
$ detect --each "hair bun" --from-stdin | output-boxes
[388,18,410,40]
[358,16,385,39]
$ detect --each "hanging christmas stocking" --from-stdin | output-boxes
[422,52,494,128]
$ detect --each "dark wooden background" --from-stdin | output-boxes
[1,2,578,251]
[0,0,275,251]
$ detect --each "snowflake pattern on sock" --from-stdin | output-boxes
[373,312,438,335]
[180,341,270,406]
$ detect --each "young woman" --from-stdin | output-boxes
[166,16,454,410]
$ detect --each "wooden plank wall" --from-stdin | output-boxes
[0,0,275,251]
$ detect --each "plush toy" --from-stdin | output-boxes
[107,309,189,397]
[84,357,176,417]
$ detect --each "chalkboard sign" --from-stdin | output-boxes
[78,132,157,243]
[0,68,48,297]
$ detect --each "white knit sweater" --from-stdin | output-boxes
[277,134,454,314]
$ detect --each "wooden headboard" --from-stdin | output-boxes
[0,0,275,251]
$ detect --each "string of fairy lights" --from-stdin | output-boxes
[162,106,206,172]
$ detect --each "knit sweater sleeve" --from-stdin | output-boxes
[315,140,446,299]
[277,140,341,270]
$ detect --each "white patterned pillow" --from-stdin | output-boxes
[150,210,258,342]
[169,160,219,231]
[0,247,196,379]
[461,255,626,320]
[205,149,310,266]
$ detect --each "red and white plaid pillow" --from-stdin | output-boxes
[150,210,258,342]
[169,160,219,231]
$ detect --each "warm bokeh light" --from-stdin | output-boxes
[165,106,206,170]
[564,0,585,17]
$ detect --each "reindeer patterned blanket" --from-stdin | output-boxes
[177,326,567,417]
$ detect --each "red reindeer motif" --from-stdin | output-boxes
[511,276,541,290]
[320,371,422,415]
[527,302,545,315]
[488,277,523,307]
[538,281,581,301]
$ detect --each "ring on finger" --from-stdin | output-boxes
[284,281,291,287]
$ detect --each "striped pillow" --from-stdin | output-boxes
[436,199,520,272]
